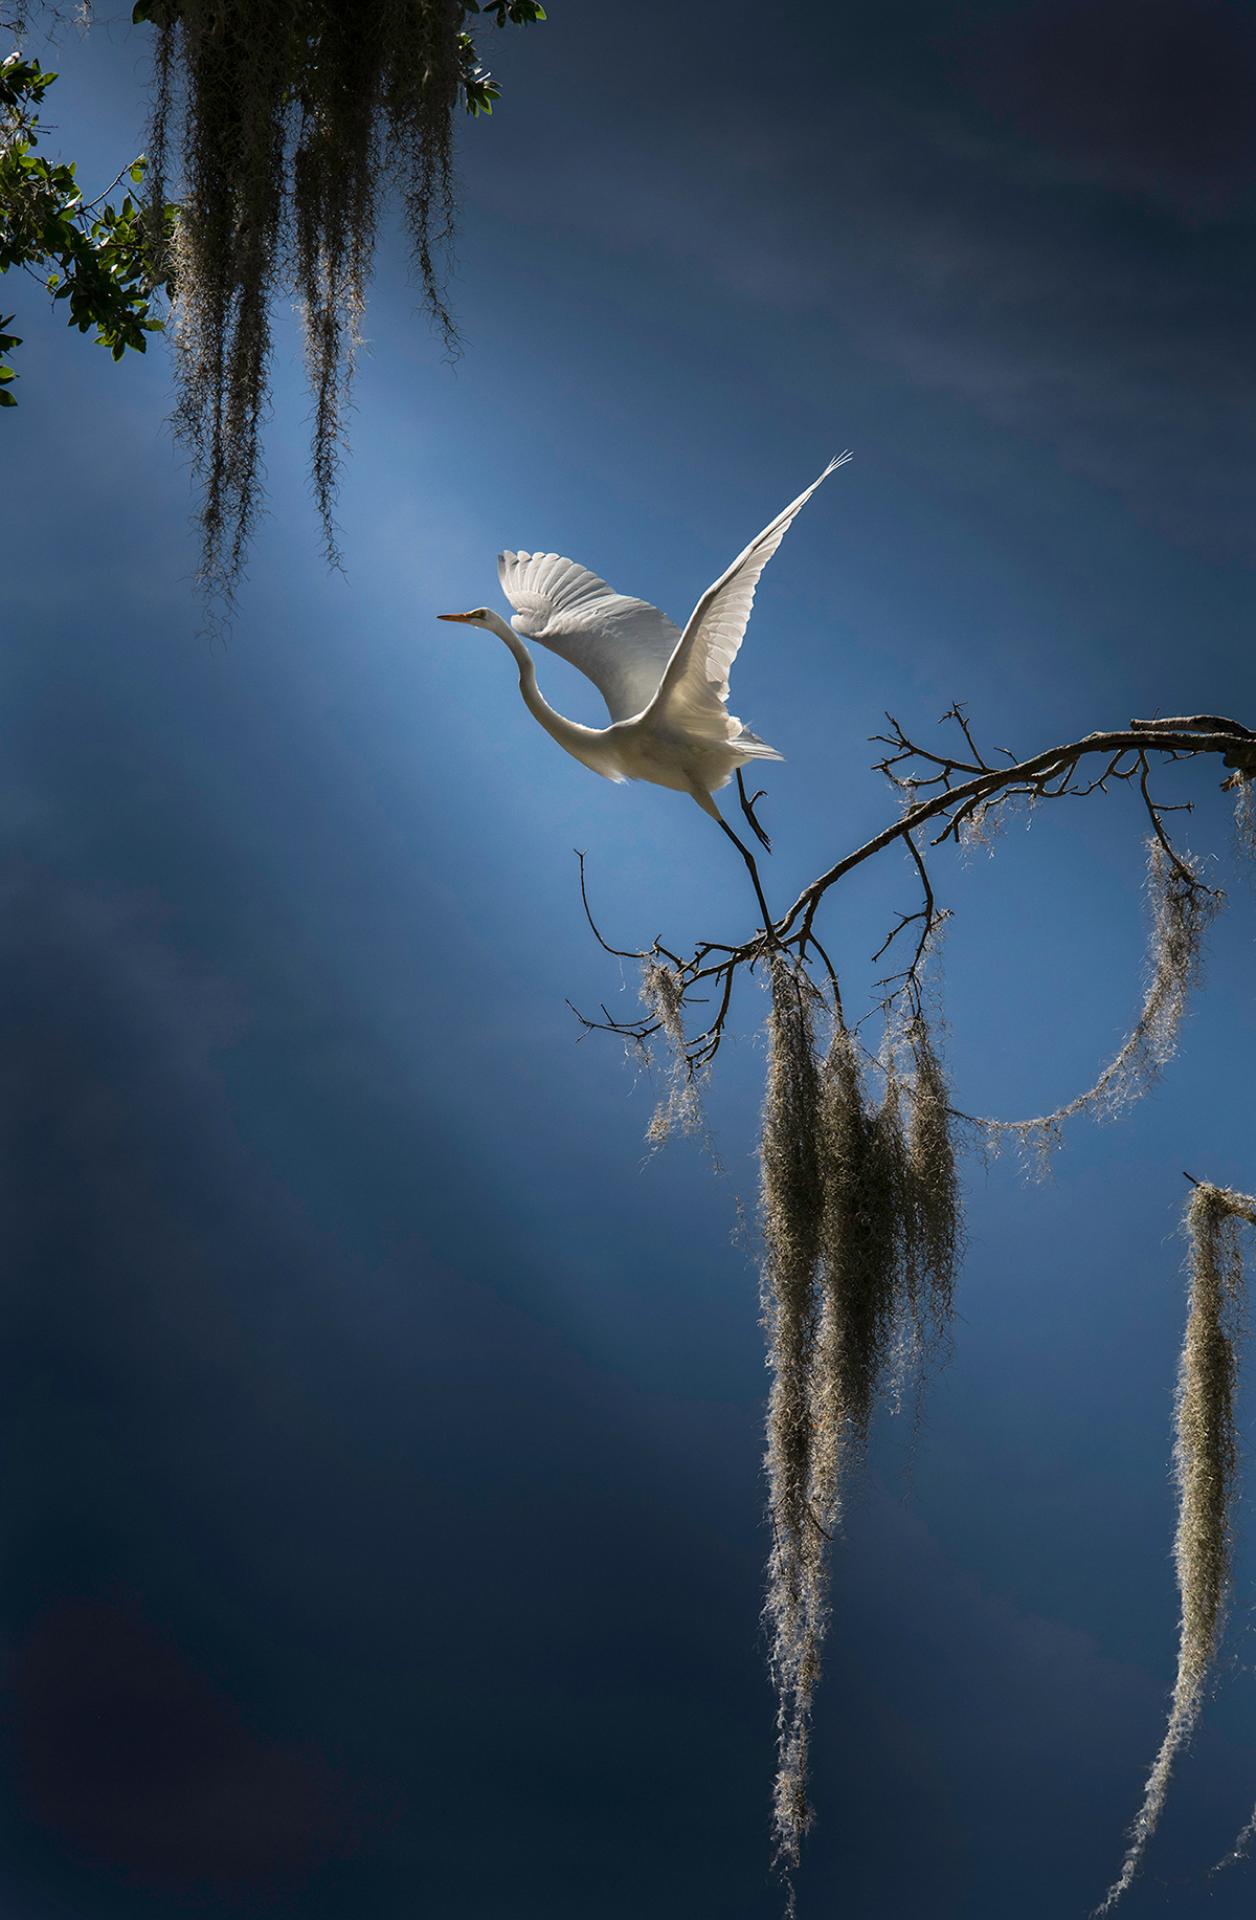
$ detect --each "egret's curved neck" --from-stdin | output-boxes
[481,611,605,759]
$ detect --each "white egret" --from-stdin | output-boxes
[438,453,850,924]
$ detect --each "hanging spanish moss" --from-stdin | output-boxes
[759,967,961,1895]
[765,1018,897,1886]
[903,1013,960,1350]
[640,957,705,1144]
[1234,776,1256,864]
[982,840,1220,1167]
[760,957,825,1887]
[804,1014,871,1538]
[1205,1184,1256,1880]
[1096,1181,1254,1913]
[1217,1803,1256,1875]
[814,1033,906,1456]
[135,0,531,602]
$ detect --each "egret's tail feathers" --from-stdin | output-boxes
[735,727,785,761]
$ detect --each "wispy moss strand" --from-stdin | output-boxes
[758,968,960,1897]
[143,1,516,605]
[1097,1182,1254,1912]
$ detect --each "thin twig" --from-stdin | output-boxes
[569,715,1243,1067]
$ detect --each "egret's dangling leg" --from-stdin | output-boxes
[718,817,774,934]
[736,768,772,853]
[687,783,774,932]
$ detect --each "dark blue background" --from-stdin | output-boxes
[4,3,1256,1914]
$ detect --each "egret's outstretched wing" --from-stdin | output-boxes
[498,550,680,724]
[647,454,851,743]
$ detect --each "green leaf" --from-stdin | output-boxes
[0,388,17,407]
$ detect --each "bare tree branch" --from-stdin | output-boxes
[570,711,1248,1078]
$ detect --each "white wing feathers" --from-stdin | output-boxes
[647,453,851,744]
[497,453,849,741]
[497,549,681,725]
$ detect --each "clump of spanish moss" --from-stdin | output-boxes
[956,793,1007,856]
[1233,776,1256,865]
[759,967,962,1895]
[899,1013,961,1378]
[760,958,826,1881]
[640,958,704,1143]
[814,1034,907,1458]
[982,840,1220,1170]
[138,0,538,604]
[1096,1182,1254,1913]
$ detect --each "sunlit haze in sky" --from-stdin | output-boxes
[5,4,1256,1916]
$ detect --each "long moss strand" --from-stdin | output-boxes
[1096,1182,1253,1912]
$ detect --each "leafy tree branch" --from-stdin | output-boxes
[0,51,177,404]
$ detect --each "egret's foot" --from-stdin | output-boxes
[736,769,772,853]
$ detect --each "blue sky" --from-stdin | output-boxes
[4,3,1256,1916]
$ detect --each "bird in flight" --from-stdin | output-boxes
[439,453,850,925]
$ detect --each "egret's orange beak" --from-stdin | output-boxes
[437,612,473,623]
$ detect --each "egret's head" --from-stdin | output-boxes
[437,608,492,629]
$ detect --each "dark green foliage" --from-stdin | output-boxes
[0,53,177,402]
[0,311,18,402]
[461,0,546,112]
